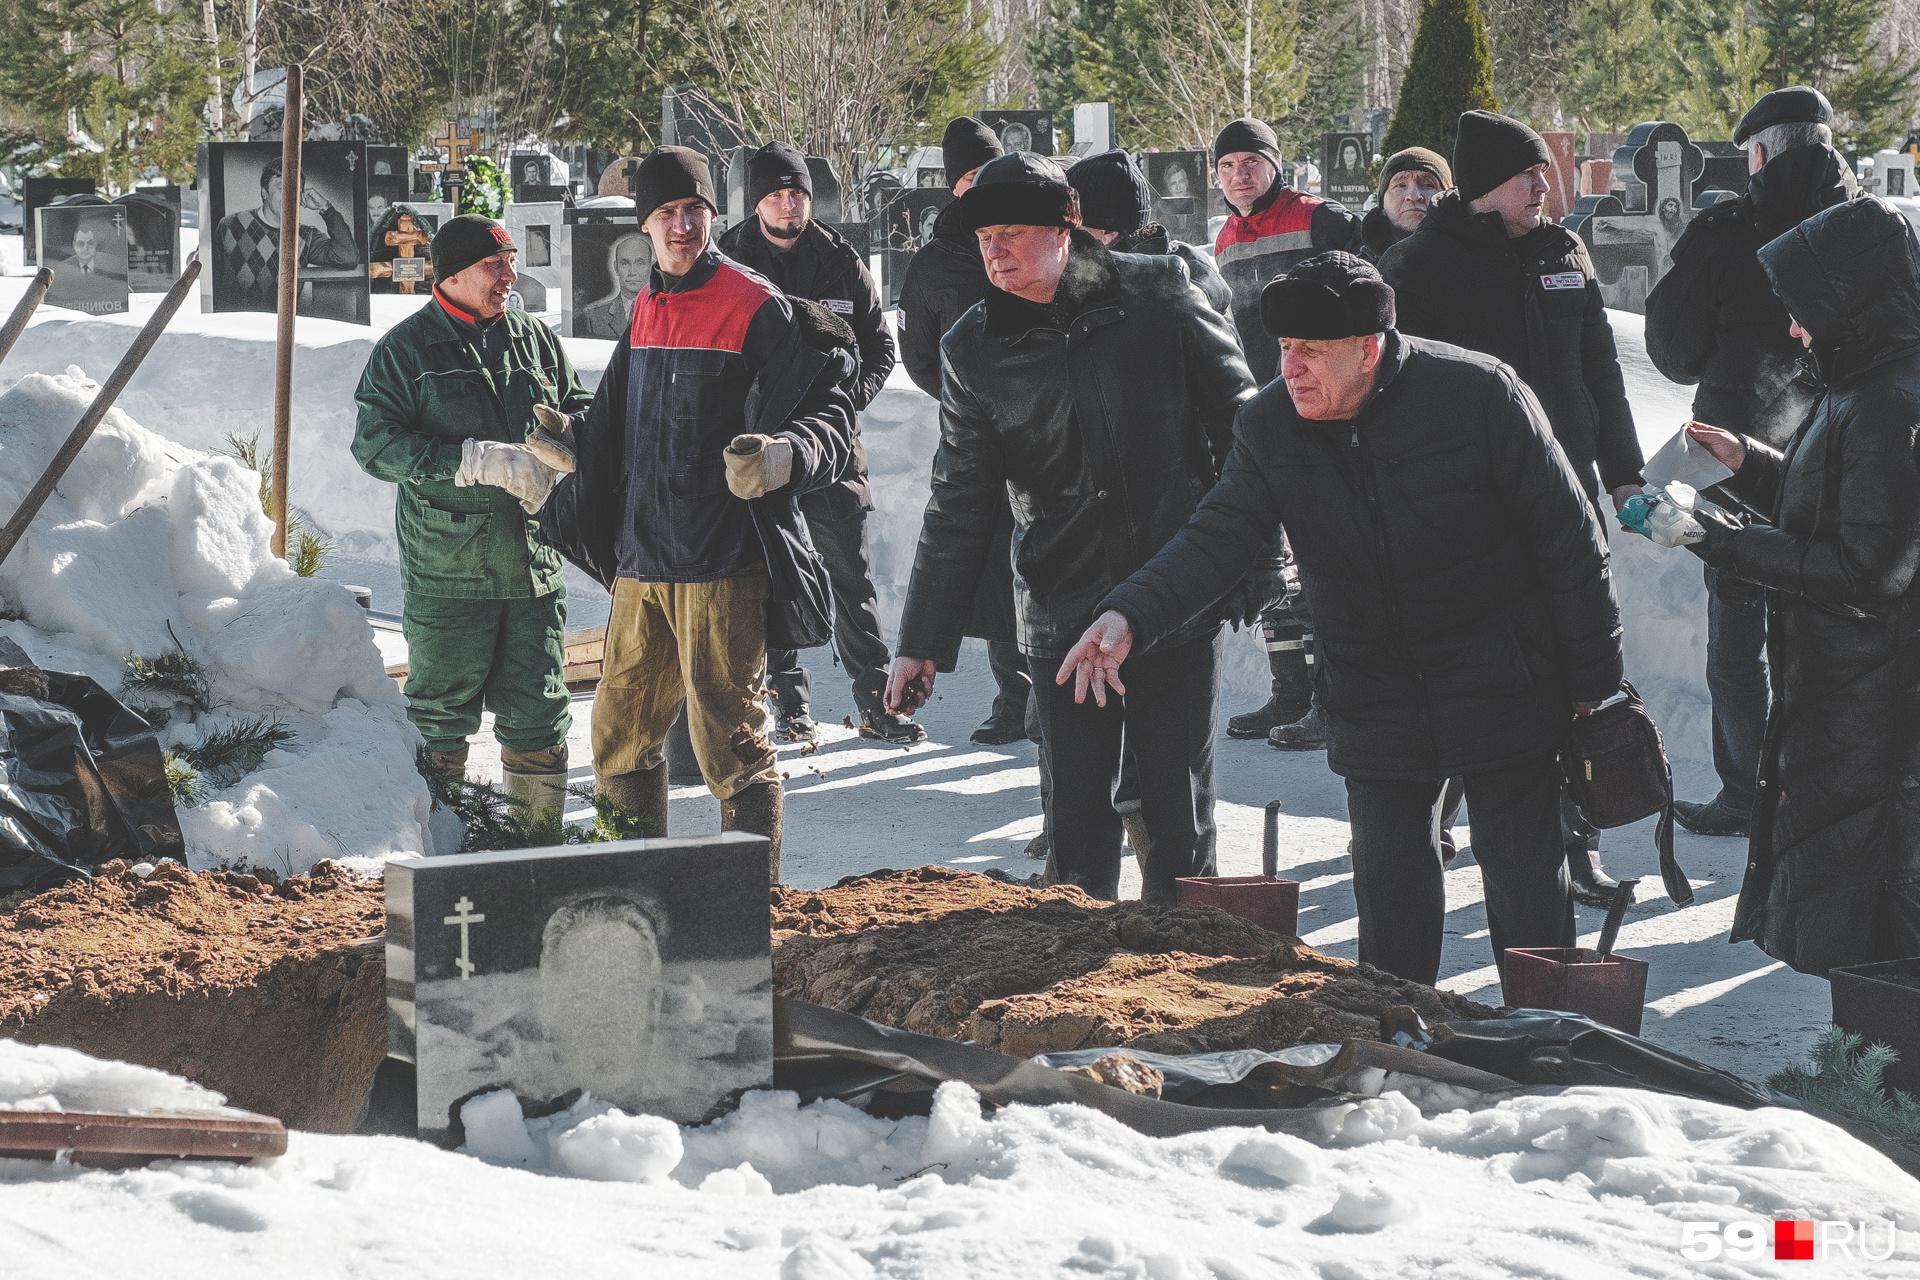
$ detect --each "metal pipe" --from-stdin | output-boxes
[1263,799,1281,879]
[270,62,303,560]
[0,258,203,571]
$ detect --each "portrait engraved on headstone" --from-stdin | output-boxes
[198,140,371,324]
[1566,121,1705,314]
[505,201,564,314]
[1320,132,1371,210]
[981,110,1054,157]
[37,203,131,316]
[385,834,773,1146]
[566,221,652,339]
[21,177,96,266]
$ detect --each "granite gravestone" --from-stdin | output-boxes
[36,202,130,316]
[114,187,182,291]
[21,178,97,265]
[566,218,651,339]
[386,833,773,1146]
[510,153,553,201]
[806,156,843,223]
[1146,151,1209,248]
[1565,121,1705,314]
[1320,132,1371,209]
[197,140,372,324]
[981,110,1054,157]
[504,201,565,313]
[1072,102,1115,157]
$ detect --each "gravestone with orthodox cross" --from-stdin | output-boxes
[1564,120,1706,314]
[385,834,772,1147]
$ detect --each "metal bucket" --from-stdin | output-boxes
[1501,947,1649,1034]
[1173,876,1299,937]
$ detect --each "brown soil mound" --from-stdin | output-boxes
[774,867,1495,1056]
[0,860,386,1132]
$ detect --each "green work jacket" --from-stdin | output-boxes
[352,299,593,599]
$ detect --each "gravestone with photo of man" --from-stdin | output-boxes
[504,200,565,314]
[197,140,372,324]
[386,834,774,1146]
[21,177,97,265]
[36,201,131,316]
[980,110,1054,157]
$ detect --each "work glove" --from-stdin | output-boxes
[1220,566,1287,631]
[724,433,794,499]
[456,438,558,513]
[527,403,577,473]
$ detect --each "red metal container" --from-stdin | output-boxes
[1502,947,1650,1035]
[1174,876,1299,937]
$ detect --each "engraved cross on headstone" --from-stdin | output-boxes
[443,895,485,979]
[625,158,642,199]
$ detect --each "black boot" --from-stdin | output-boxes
[1567,846,1619,909]
[1228,618,1312,739]
[721,779,784,882]
[598,763,668,839]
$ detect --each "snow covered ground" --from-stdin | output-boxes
[0,236,1830,1083]
[3,1040,1917,1278]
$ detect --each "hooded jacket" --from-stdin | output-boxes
[1378,192,1643,498]
[1645,144,1855,445]
[538,245,856,649]
[1708,197,1920,976]
[1113,222,1232,316]
[897,232,1257,665]
[1214,184,1362,385]
[1100,331,1623,782]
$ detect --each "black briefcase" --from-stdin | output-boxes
[1559,681,1693,905]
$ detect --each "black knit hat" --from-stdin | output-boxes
[942,117,1005,191]
[1452,111,1553,204]
[1068,150,1151,234]
[431,214,516,286]
[631,146,718,227]
[1734,86,1834,147]
[1377,147,1452,198]
[1261,251,1395,339]
[747,141,813,211]
[953,152,1079,232]
[1213,117,1283,173]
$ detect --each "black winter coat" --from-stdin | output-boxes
[1358,205,1409,263]
[1112,222,1232,317]
[896,232,1257,665]
[1101,332,1624,782]
[1378,193,1643,497]
[896,198,1016,642]
[720,215,894,516]
[1706,197,1920,976]
[1645,144,1854,445]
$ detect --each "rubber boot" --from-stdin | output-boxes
[665,703,703,785]
[721,779,783,883]
[427,744,471,777]
[1227,620,1312,738]
[501,743,568,830]
[598,763,668,839]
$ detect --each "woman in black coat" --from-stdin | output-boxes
[1689,196,1920,977]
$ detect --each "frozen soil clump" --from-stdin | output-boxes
[0,860,386,1131]
[772,867,1495,1055]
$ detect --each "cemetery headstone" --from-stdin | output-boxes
[1072,103,1115,156]
[1541,132,1578,222]
[115,187,182,291]
[504,200,565,314]
[1872,148,1917,199]
[368,211,433,295]
[661,84,757,181]
[1145,151,1209,248]
[980,110,1054,157]
[197,140,372,325]
[1695,140,1750,198]
[1565,121,1704,314]
[861,172,908,305]
[1580,159,1613,197]
[385,833,773,1145]
[36,202,131,316]
[21,177,97,265]
[1320,132,1372,210]
[566,215,651,339]
[806,156,843,224]
[510,153,553,201]
[727,144,754,222]
[905,188,951,253]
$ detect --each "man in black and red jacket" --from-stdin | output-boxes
[540,147,855,878]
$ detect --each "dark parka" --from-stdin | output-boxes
[1378,192,1644,497]
[1112,222,1232,316]
[1100,332,1624,782]
[1705,197,1920,976]
[1358,205,1409,263]
[1645,144,1855,446]
[718,214,895,515]
[896,197,1017,644]
[896,233,1257,666]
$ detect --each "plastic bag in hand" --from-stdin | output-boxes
[1618,482,1727,548]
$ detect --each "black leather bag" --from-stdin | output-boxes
[1559,681,1693,905]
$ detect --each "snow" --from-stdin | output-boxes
[0,1040,246,1118]
[4,1041,1918,1277]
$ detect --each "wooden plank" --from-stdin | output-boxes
[0,1107,288,1165]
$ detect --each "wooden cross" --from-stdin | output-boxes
[417,124,485,175]
[369,212,434,294]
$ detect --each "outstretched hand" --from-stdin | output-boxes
[1685,421,1746,472]
[1056,610,1134,707]
[885,656,937,715]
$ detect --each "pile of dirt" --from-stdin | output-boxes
[0,860,387,1132]
[773,867,1496,1056]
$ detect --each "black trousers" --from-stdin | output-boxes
[767,506,892,717]
[1029,628,1221,901]
[987,639,1032,724]
[1345,752,1574,986]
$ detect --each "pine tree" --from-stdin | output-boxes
[1381,0,1501,159]
[1558,0,1671,133]
[1666,0,1769,140]
[1752,0,1920,151]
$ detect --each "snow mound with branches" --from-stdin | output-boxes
[0,367,430,875]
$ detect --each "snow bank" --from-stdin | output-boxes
[4,1073,1916,1277]
[0,1040,246,1117]
[0,368,430,874]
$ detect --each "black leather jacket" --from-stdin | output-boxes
[896,232,1257,664]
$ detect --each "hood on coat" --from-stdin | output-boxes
[1758,195,1920,381]
[1747,143,1857,240]
[1413,189,1512,252]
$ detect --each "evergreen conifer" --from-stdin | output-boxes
[1381,0,1501,158]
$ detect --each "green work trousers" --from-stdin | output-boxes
[402,590,572,755]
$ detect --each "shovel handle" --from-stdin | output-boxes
[0,268,54,370]
[1595,877,1641,959]
[1263,800,1281,879]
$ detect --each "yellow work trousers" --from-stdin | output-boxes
[591,571,778,800]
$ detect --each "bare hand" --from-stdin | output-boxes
[885,656,936,715]
[1573,701,1600,717]
[1685,421,1746,472]
[300,188,329,213]
[1056,610,1133,707]
[1609,484,1641,514]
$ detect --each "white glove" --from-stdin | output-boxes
[456,437,558,513]
[528,403,577,473]
[724,433,794,499]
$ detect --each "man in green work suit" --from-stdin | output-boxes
[353,214,593,821]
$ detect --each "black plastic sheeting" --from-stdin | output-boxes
[0,637,182,891]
